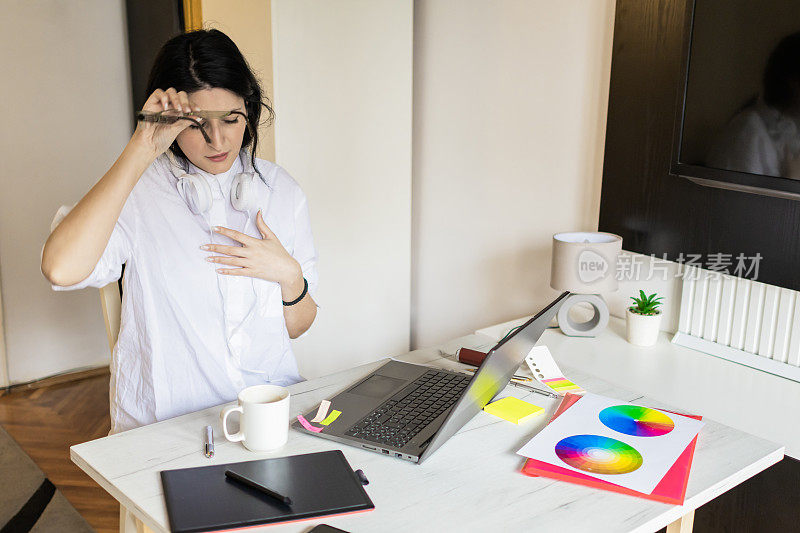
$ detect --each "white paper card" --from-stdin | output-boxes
[524,346,584,395]
[517,393,704,494]
[310,400,331,422]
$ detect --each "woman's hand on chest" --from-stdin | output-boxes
[201,210,301,286]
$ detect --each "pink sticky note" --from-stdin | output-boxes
[297,414,324,433]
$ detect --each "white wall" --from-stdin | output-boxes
[271,0,414,378]
[0,1,131,383]
[411,0,616,348]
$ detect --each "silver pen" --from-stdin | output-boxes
[204,425,214,458]
[508,380,560,399]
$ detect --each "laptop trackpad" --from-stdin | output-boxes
[347,374,406,398]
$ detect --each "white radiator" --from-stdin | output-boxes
[672,265,800,382]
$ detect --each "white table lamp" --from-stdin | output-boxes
[550,232,622,337]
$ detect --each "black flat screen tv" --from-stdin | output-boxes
[672,0,800,200]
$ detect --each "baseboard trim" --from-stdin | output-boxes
[672,332,800,383]
[0,365,110,395]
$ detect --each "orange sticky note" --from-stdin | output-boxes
[484,397,544,424]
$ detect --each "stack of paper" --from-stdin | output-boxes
[517,393,703,504]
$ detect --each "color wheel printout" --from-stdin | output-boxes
[517,393,704,494]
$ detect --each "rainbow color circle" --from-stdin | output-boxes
[599,405,675,437]
[555,434,643,475]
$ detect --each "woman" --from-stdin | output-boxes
[41,29,318,434]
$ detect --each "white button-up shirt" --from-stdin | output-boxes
[50,152,318,433]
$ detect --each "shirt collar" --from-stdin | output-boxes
[187,152,244,197]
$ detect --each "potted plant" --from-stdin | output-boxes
[626,290,664,346]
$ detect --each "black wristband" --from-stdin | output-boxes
[282,277,308,306]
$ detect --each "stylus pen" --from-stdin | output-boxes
[508,380,560,399]
[225,470,293,505]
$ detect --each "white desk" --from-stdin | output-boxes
[476,316,800,459]
[72,332,783,533]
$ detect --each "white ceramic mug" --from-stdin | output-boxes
[221,384,290,452]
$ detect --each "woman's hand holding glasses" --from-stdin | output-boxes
[132,87,200,158]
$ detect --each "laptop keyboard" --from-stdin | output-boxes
[344,369,470,449]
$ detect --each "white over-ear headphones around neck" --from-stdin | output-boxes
[165,150,258,215]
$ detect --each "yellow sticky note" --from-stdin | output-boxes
[483,397,544,424]
[320,410,341,426]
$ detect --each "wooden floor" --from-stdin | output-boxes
[0,371,117,533]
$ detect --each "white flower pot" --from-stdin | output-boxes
[626,308,663,347]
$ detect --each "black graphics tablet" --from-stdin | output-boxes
[160,450,374,532]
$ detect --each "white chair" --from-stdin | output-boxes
[99,278,154,532]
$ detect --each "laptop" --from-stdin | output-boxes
[293,292,569,463]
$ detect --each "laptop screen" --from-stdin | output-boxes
[418,291,569,463]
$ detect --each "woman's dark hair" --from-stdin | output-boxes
[145,29,274,181]
[763,32,800,112]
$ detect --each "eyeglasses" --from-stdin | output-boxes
[136,110,253,144]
